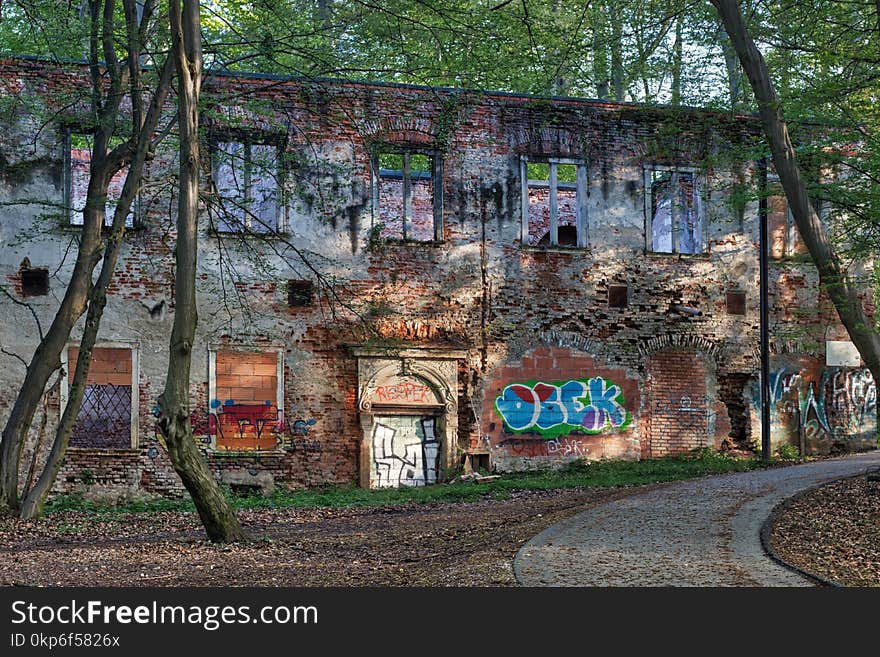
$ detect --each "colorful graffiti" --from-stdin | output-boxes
[496,434,589,455]
[754,367,876,445]
[208,399,282,441]
[494,377,631,437]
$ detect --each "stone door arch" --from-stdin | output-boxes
[354,348,463,488]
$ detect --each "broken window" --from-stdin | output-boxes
[521,157,588,247]
[646,167,705,254]
[371,150,442,242]
[67,346,136,449]
[67,132,134,227]
[767,176,809,258]
[212,139,281,233]
[209,349,283,451]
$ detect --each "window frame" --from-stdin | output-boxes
[520,155,589,249]
[766,172,816,259]
[60,342,140,450]
[64,128,138,229]
[370,147,444,243]
[206,345,285,452]
[644,164,707,255]
[209,135,285,234]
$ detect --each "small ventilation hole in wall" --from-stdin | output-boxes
[288,280,314,307]
[608,285,628,308]
[21,268,49,297]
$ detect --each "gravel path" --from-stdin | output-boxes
[513,451,880,586]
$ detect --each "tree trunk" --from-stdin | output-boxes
[711,0,880,383]
[18,56,174,521]
[671,13,683,106]
[157,0,246,543]
[592,5,608,99]
[717,21,743,111]
[21,374,59,497]
[0,0,136,514]
[610,9,624,102]
[0,181,105,513]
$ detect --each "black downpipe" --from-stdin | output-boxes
[759,158,771,462]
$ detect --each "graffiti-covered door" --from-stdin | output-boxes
[370,415,440,488]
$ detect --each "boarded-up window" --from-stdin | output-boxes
[212,350,280,450]
[68,347,134,449]
[767,178,808,258]
[68,132,134,227]
[372,151,441,242]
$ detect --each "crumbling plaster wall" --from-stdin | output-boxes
[0,58,873,500]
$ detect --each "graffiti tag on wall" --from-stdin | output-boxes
[375,382,435,404]
[754,367,876,444]
[494,377,631,437]
[371,417,439,488]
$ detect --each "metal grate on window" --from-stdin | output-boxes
[70,384,132,449]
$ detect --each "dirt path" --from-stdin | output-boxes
[0,487,651,587]
[513,451,880,586]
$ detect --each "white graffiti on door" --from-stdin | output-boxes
[371,417,439,488]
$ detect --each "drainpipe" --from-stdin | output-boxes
[797,407,806,457]
[759,158,771,462]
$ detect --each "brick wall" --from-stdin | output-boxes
[0,57,873,500]
[645,349,711,457]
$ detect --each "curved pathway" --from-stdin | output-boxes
[514,451,880,586]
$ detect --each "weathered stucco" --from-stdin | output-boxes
[0,57,875,500]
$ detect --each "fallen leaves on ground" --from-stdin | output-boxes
[0,487,646,587]
[770,474,880,587]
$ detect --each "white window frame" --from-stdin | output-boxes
[211,138,284,234]
[60,342,140,449]
[370,148,444,242]
[206,345,285,451]
[520,155,589,248]
[644,164,706,255]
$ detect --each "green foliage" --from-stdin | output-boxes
[526,162,577,183]
[775,443,802,461]
[43,451,768,515]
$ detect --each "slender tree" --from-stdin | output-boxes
[0,0,169,514]
[156,0,246,543]
[18,44,175,519]
[710,0,880,383]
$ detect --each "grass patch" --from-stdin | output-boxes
[44,450,772,516]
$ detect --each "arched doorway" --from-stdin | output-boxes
[354,347,463,488]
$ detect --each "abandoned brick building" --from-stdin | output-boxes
[0,56,876,498]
